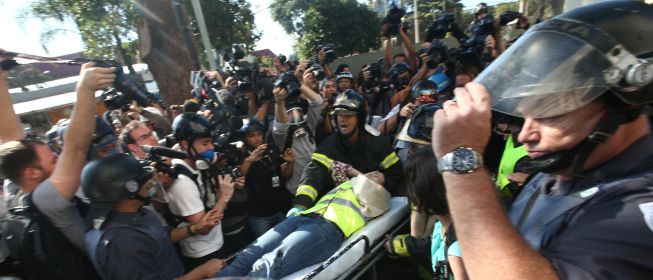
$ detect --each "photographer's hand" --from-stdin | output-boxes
[76,61,116,93]
[400,103,416,118]
[419,52,430,70]
[302,71,315,89]
[318,49,327,65]
[233,176,246,189]
[295,61,309,80]
[273,87,288,102]
[281,148,295,163]
[245,144,268,163]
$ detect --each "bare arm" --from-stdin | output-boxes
[409,210,431,238]
[384,36,393,71]
[170,208,222,242]
[399,25,417,72]
[274,87,288,124]
[253,101,269,122]
[184,175,233,234]
[449,256,470,280]
[300,81,321,102]
[0,53,25,143]
[432,83,559,280]
[50,62,116,200]
[280,148,294,180]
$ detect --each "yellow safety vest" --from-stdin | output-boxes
[299,180,366,238]
[496,135,528,195]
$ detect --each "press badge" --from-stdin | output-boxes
[272,176,281,188]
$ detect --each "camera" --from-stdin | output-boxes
[274,71,301,104]
[94,59,154,110]
[381,2,406,37]
[362,62,382,88]
[407,103,442,142]
[140,145,188,179]
[316,45,337,64]
[277,54,287,64]
[306,61,326,81]
[426,12,456,42]
[417,40,449,69]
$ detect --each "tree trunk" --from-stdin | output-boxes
[136,0,195,108]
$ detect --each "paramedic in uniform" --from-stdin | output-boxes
[287,89,403,216]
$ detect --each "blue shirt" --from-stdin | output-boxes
[89,209,185,280]
[509,134,653,279]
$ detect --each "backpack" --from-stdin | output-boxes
[0,194,100,280]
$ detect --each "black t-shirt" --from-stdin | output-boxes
[242,145,292,217]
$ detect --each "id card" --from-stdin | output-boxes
[272,176,280,188]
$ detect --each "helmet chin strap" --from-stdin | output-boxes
[518,104,643,177]
[131,193,151,206]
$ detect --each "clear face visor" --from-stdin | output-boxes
[286,107,305,125]
[142,167,167,203]
[475,19,639,118]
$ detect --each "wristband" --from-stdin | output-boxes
[187,224,197,236]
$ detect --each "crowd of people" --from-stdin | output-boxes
[1,1,653,279]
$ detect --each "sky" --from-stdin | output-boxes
[1,0,488,58]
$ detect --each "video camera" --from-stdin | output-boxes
[274,71,302,108]
[140,145,188,179]
[87,60,154,110]
[381,2,407,37]
[417,40,449,69]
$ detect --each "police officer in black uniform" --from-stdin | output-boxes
[82,153,225,280]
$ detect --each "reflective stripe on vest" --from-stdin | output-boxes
[496,135,528,194]
[296,185,319,201]
[312,153,334,171]
[300,181,366,237]
[380,152,399,170]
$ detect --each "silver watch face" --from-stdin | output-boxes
[452,148,476,172]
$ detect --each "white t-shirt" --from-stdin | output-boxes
[166,159,224,258]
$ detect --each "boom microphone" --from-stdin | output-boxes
[141,145,188,159]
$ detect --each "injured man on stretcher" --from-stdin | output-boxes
[216,163,391,279]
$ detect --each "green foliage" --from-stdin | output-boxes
[185,0,260,52]
[273,0,381,59]
[493,1,520,18]
[28,0,138,59]
[270,0,312,36]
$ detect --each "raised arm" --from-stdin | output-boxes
[432,83,559,280]
[0,51,25,143]
[50,62,116,200]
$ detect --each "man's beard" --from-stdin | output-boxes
[338,124,358,138]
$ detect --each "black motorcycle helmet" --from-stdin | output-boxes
[476,1,653,176]
[81,153,153,203]
[171,113,213,143]
[57,115,118,160]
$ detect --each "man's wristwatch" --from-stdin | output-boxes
[437,147,484,174]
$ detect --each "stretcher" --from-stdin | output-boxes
[281,196,409,280]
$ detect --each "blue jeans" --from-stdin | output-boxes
[248,212,285,239]
[217,216,344,279]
